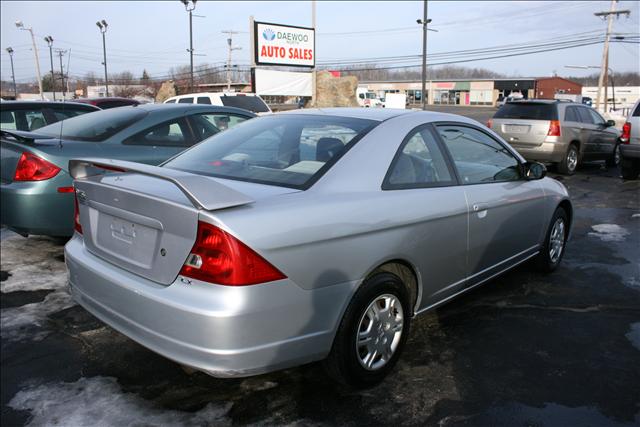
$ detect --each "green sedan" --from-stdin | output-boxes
[1,103,255,237]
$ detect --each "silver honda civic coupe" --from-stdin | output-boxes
[65,108,572,387]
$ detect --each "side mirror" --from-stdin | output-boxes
[605,119,616,128]
[525,162,546,180]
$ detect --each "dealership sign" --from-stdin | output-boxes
[254,21,315,67]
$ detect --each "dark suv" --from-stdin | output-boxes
[488,100,621,175]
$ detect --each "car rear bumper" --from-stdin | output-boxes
[65,236,356,377]
[510,141,568,163]
[0,175,74,237]
[620,144,640,159]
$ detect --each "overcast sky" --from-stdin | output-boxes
[1,1,638,83]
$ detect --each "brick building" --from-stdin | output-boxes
[534,77,582,99]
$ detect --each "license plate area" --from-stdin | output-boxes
[504,124,530,134]
[93,209,159,269]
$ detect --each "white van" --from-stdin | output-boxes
[164,92,272,115]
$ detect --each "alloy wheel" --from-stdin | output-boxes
[356,294,404,371]
[549,218,565,263]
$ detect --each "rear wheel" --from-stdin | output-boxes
[621,157,640,180]
[535,207,568,273]
[557,144,578,175]
[606,143,621,168]
[324,273,411,388]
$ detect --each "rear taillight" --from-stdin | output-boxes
[486,119,493,129]
[13,152,61,181]
[180,221,286,286]
[621,122,631,144]
[547,120,561,137]
[73,190,82,234]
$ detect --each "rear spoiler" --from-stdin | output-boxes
[1,130,36,145]
[69,158,254,211]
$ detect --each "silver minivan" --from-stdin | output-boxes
[489,100,620,174]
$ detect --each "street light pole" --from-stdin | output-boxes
[417,0,431,110]
[96,20,109,97]
[181,0,197,92]
[15,21,44,100]
[6,47,17,98]
[57,49,67,98]
[45,36,56,100]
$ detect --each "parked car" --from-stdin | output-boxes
[74,97,141,109]
[582,97,593,107]
[1,101,100,131]
[164,92,271,115]
[488,100,621,174]
[1,104,255,237]
[620,99,640,179]
[65,108,572,387]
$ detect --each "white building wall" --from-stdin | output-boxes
[582,86,639,113]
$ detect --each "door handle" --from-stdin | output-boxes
[473,203,489,219]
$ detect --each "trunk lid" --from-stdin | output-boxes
[493,118,551,147]
[0,131,57,183]
[71,159,255,285]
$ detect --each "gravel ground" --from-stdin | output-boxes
[1,107,638,426]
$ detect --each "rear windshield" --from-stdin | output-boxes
[37,107,148,142]
[164,114,377,189]
[220,95,270,113]
[494,103,558,120]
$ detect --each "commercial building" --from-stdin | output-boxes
[359,77,584,107]
[582,86,640,115]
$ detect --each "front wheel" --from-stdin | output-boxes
[324,273,411,388]
[557,144,578,175]
[535,207,569,273]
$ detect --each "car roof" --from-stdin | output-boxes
[75,97,139,102]
[170,92,260,98]
[0,100,99,109]
[281,107,414,121]
[115,103,257,116]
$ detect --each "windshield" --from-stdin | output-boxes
[37,107,148,141]
[164,114,377,189]
[219,95,270,113]
[494,103,558,121]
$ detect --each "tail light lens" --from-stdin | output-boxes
[486,119,493,129]
[73,190,82,234]
[547,120,561,137]
[180,221,286,286]
[14,152,61,181]
[621,122,631,144]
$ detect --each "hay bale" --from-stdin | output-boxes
[310,71,359,108]
[155,81,176,103]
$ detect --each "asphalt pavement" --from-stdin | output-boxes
[1,106,639,426]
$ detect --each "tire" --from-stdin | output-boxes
[557,144,579,175]
[324,272,411,388]
[535,207,569,273]
[621,157,640,180]
[606,143,621,168]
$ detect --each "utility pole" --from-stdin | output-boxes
[311,0,317,106]
[417,0,431,110]
[6,47,17,98]
[45,36,56,100]
[594,0,630,113]
[15,21,44,99]
[96,20,109,97]
[181,0,198,92]
[56,49,67,98]
[222,30,241,91]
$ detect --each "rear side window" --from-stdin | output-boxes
[219,95,270,113]
[564,107,580,122]
[384,126,455,189]
[437,125,521,184]
[0,109,45,131]
[494,103,558,120]
[197,97,212,105]
[164,115,377,189]
[633,103,640,117]
[178,98,194,104]
[124,118,192,146]
[165,99,177,104]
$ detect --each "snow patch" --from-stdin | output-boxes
[9,376,232,427]
[1,236,74,341]
[587,224,630,242]
[626,323,640,352]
